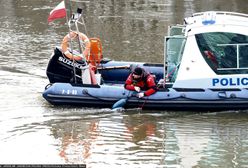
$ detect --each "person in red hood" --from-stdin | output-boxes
[125,67,157,98]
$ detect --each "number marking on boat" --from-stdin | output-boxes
[62,89,78,95]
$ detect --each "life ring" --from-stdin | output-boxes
[61,31,91,61]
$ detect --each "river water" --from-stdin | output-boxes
[0,0,248,167]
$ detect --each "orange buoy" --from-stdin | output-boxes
[87,38,103,66]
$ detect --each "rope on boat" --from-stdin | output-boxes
[45,83,53,90]
[82,89,120,102]
[83,89,107,101]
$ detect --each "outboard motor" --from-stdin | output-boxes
[46,47,86,83]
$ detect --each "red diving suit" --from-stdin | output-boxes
[124,68,157,96]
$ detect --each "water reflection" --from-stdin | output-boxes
[48,113,164,166]
[44,112,248,167]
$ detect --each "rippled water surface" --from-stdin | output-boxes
[0,0,248,167]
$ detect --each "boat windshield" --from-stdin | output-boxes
[164,26,186,84]
[165,37,186,83]
[195,32,248,74]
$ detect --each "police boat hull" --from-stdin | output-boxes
[43,82,248,111]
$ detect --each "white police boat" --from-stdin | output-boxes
[43,11,248,111]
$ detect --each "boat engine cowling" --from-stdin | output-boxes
[46,47,86,83]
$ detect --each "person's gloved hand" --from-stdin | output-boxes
[136,92,144,98]
[134,86,141,92]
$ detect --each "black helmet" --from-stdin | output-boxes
[133,67,143,76]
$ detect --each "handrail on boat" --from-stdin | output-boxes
[193,11,248,18]
[217,43,248,47]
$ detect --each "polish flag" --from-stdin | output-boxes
[48,1,66,22]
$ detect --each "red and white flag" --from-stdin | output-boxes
[48,1,66,22]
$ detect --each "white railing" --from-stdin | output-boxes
[193,11,248,18]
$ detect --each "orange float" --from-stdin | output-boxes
[87,38,103,66]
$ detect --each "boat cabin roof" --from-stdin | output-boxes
[184,11,248,36]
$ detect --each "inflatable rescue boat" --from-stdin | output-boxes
[43,11,248,111]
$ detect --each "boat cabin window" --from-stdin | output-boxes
[165,36,186,83]
[195,32,248,74]
[168,25,185,36]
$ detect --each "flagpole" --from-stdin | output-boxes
[65,0,78,84]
